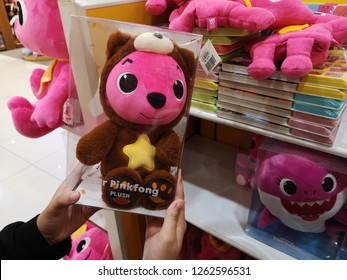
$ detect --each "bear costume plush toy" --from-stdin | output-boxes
[162,0,316,33]
[76,31,195,210]
[7,0,71,138]
[247,14,347,80]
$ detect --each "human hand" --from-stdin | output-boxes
[142,169,186,260]
[37,163,99,245]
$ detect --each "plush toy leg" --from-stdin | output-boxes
[280,37,314,78]
[102,167,142,209]
[143,170,175,210]
[7,97,59,138]
[247,43,276,80]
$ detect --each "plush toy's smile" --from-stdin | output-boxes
[140,112,167,120]
[281,196,336,221]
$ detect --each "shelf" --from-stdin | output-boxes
[181,135,294,260]
[189,107,347,159]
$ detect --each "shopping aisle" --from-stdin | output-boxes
[0,54,68,228]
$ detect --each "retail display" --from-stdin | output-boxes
[63,220,113,260]
[7,0,73,138]
[247,138,347,259]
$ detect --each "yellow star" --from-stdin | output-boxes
[123,134,156,171]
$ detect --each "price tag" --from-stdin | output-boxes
[198,39,221,75]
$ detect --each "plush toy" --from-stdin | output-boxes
[247,15,347,80]
[167,0,316,33]
[7,0,71,138]
[76,31,195,210]
[256,153,347,233]
[145,0,181,15]
[63,221,113,260]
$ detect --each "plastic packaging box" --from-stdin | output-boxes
[65,15,202,216]
[247,138,347,259]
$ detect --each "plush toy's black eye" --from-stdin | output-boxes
[118,73,138,94]
[173,80,184,99]
[322,174,337,193]
[279,178,297,196]
[76,237,91,253]
[16,0,28,26]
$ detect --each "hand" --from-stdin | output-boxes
[142,169,186,260]
[37,163,99,245]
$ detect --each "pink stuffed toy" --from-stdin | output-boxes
[168,0,316,33]
[256,153,347,233]
[145,0,181,15]
[7,0,71,138]
[63,221,113,260]
[247,14,347,80]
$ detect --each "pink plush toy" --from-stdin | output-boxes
[256,153,347,233]
[247,15,347,80]
[7,0,71,138]
[145,0,181,15]
[168,0,316,33]
[63,221,113,260]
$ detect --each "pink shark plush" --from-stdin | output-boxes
[167,0,316,33]
[7,0,71,138]
[256,153,347,233]
[247,15,347,80]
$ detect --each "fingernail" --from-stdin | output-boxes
[69,191,80,202]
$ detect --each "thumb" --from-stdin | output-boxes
[49,191,80,212]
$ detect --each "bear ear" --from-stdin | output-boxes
[106,31,133,60]
[176,46,196,82]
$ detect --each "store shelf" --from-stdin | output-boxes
[189,107,347,158]
[181,135,294,260]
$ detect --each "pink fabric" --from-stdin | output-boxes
[168,0,316,32]
[7,0,72,138]
[247,17,347,80]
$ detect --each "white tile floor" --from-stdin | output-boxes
[0,54,69,228]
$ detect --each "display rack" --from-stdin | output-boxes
[181,134,294,259]
[190,107,347,159]
[0,0,21,50]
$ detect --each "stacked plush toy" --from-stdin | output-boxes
[76,31,195,210]
[146,0,347,80]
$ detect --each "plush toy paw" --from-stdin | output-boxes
[102,168,142,209]
[247,58,277,80]
[143,170,175,210]
[29,68,45,95]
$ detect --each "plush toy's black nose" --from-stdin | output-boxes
[147,92,166,109]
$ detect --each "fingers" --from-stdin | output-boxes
[161,198,185,238]
[175,169,184,201]
[50,191,81,211]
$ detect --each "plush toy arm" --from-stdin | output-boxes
[156,131,182,166]
[145,0,169,15]
[30,62,70,128]
[76,121,119,165]
[30,68,46,96]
